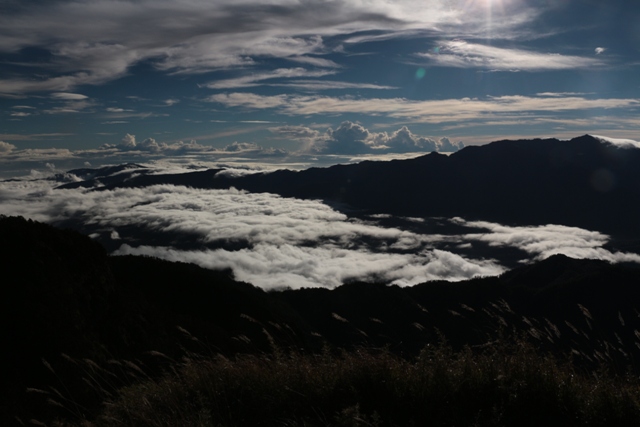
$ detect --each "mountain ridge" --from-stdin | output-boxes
[58,135,640,240]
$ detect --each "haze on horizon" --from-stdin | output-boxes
[0,0,638,175]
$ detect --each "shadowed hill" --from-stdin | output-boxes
[0,216,315,424]
[4,217,640,424]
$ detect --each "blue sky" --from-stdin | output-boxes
[1,0,639,173]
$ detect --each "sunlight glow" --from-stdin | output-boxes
[466,0,510,14]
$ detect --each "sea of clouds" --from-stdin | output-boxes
[2,164,639,290]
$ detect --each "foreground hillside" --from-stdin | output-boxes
[3,216,640,425]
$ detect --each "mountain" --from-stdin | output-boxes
[5,216,640,424]
[58,135,640,241]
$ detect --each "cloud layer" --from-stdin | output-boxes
[209,93,640,124]
[0,0,546,94]
[270,121,463,154]
[0,122,465,179]
[2,165,639,290]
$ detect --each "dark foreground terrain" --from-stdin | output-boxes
[4,216,640,426]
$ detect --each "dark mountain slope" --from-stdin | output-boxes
[59,135,640,238]
[5,217,640,424]
[0,216,316,424]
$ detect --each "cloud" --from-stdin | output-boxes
[208,92,640,125]
[100,134,212,154]
[376,126,463,152]
[323,121,375,154]
[50,92,89,101]
[451,218,640,264]
[0,0,546,94]
[207,92,289,109]
[286,121,463,154]
[595,47,606,55]
[270,81,398,90]
[269,125,322,141]
[44,92,95,114]
[205,68,338,89]
[118,134,137,149]
[591,135,640,149]
[96,133,288,158]
[0,178,503,288]
[203,67,395,91]
[287,56,341,68]
[3,124,635,179]
[220,141,288,157]
[536,92,591,97]
[114,244,504,290]
[2,168,640,289]
[418,41,603,71]
[0,141,16,154]
[0,147,76,163]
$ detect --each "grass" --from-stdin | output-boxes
[26,300,640,427]
[46,338,640,427]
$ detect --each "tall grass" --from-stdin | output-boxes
[50,339,640,427]
[32,300,640,427]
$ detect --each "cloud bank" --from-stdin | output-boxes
[270,121,463,154]
[0,122,463,179]
[2,166,639,290]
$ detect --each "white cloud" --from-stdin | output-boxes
[208,92,289,109]
[418,40,602,71]
[275,121,462,154]
[287,56,341,68]
[270,80,398,90]
[590,135,640,149]
[114,244,504,289]
[0,141,16,154]
[451,218,640,264]
[595,47,606,55]
[205,68,338,89]
[0,0,544,94]
[119,133,137,149]
[0,179,502,288]
[50,92,89,101]
[208,93,640,125]
[100,134,216,155]
[42,92,96,114]
[269,125,322,140]
[2,169,640,289]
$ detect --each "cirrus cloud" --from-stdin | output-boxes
[419,40,603,71]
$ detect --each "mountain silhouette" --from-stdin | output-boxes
[59,135,640,240]
[4,216,640,424]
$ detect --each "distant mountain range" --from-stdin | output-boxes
[58,135,640,242]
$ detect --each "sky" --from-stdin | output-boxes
[1,0,639,176]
